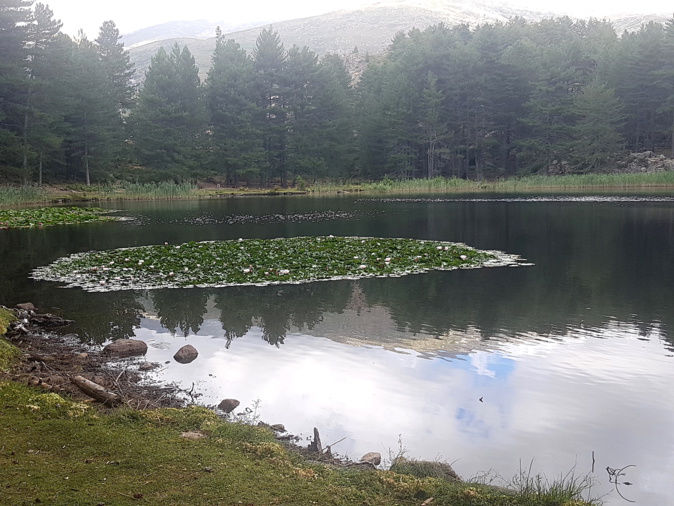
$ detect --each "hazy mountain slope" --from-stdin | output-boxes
[127,0,552,79]
[126,0,671,81]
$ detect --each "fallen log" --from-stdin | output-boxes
[71,375,122,406]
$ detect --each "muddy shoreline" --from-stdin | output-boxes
[1,304,187,411]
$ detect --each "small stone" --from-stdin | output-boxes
[270,424,286,432]
[218,398,240,413]
[16,302,35,311]
[360,452,381,466]
[180,431,206,440]
[77,353,89,359]
[103,339,148,358]
[139,362,160,371]
[173,344,198,364]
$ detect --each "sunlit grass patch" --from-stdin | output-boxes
[0,206,115,229]
[31,236,526,292]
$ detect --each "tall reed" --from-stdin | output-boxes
[0,186,49,206]
[113,182,198,200]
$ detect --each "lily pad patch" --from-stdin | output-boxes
[30,236,527,292]
[0,207,115,229]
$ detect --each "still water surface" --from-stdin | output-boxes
[2,194,674,504]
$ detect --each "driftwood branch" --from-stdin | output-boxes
[71,375,122,406]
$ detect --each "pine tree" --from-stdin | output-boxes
[64,32,121,184]
[21,2,62,184]
[95,20,135,111]
[206,29,264,185]
[0,0,32,180]
[130,44,204,179]
[569,82,625,171]
[253,27,287,185]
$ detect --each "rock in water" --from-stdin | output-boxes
[360,452,382,466]
[103,339,148,357]
[218,398,240,413]
[173,344,198,364]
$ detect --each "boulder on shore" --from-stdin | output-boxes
[218,398,240,413]
[173,344,198,364]
[103,339,148,357]
[360,452,382,466]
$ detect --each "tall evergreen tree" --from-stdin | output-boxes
[206,29,264,184]
[21,2,62,183]
[0,0,32,180]
[64,32,121,184]
[130,43,204,179]
[253,27,287,185]
[95,20,135,111]
[569,82,625,171]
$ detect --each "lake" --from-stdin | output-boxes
[2,194,674,504]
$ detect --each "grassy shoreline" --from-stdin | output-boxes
[0,309,596,505]
[3,173,674,207]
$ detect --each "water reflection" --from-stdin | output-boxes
[135,319,672,505]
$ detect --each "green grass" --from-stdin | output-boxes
[31,236,523,292]
[0,206,115,229]
[109,181,199,200]
[0,185,49,206]
[339,173,674,194]
[0,380,596,505]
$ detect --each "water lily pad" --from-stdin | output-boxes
[0,207,115,229]
[31,236,527,292]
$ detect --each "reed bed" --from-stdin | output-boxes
[351,173,674,193]
[110,181,199,199]
[0,186,49,206]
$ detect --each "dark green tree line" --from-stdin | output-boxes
[3,6,674,185]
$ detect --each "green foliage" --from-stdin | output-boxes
[0,206,114,228]
[31,236,520,292]
[0,307,17,336]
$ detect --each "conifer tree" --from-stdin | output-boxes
[206,28,264,184]
[130,44,204,179]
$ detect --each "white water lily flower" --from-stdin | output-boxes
[138,259,144,265]
[460,254,467,260]
[109,261,115,264]
[279,269,290,275]
[329,235,334,238]
[359,264,367,269]
[168,272,174,276]
[243,268,251,274]
[175,245,180,249]
[184,267,189,272]
[238,238,243,242]
[99,280,106,285]
[385,257,391,262]
[437,246,443,250]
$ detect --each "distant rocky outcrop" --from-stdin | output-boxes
[617,152,674,173]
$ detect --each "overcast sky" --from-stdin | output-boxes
[42,0,673,38]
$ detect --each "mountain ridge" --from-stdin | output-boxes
[125,0,671,81]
